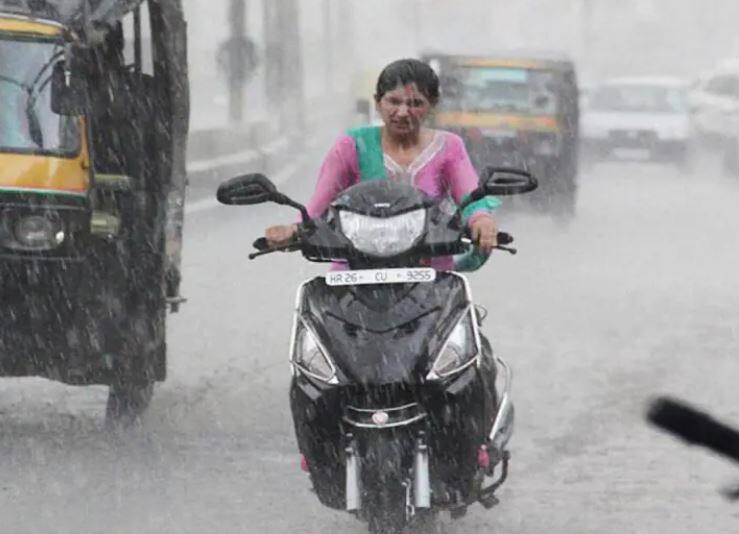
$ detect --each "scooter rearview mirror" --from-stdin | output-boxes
[217,173,277,205]
[481,167,539,196]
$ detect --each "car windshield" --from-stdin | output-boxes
[588,84,687,113]
[0,36,80,156]
[439,66,559,115]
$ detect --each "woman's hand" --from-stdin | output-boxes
[265,224,298,247]
[469,217,498,254]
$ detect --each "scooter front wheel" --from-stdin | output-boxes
[362,437,408,534]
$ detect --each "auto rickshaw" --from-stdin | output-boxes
[351,67,384,127]
[422,52,580,215]
[0,0,189,422]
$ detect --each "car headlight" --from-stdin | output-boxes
[428,309,479,379]
[1,211,65,251]
[292,320,338,384]
[339,209,426,257]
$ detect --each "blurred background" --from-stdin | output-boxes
[183,0,739,191]
[185,0,739,129]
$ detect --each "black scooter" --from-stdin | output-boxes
[217,168,537,533]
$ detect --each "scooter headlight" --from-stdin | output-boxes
[293,321,338,384]
[428,309,479,379]
[339,209,426,258]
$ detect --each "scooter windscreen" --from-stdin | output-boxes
[297,181,468,266]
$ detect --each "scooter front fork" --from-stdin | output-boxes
[343,432,432,514]
[345,434,361,512]
[413,432,431,509]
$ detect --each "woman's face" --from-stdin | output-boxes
[376,83,433,137]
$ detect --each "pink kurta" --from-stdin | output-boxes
[306,130,496,270]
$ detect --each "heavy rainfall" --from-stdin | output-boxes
[1,0,739,533]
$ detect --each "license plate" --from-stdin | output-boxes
[325,268,436,287]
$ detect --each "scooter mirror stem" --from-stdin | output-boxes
[273,193,311,223]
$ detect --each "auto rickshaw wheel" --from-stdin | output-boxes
[102,289,167,425]
[105,380,155,426]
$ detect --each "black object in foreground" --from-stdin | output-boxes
[647,396,739,464]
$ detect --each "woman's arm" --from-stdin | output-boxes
[443,133,501,268]
[266,135,358,246]
[443,133,501,224]
[305,135,359,218]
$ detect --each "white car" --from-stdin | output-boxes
[581,77,692,166]
[690,59,739,146]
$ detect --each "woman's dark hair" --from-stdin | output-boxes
[375,58,440,105]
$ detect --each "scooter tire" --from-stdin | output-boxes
[366,485,406,534]
[363,438,408,534]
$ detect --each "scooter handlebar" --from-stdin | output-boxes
[251,231,517,260]
[497,232,514,246]
[253,237,270,252]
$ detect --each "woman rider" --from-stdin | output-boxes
[265,58,500,270]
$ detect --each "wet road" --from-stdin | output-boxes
[2,146,739,533]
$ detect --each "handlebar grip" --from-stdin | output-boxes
[463,231,514,245]
[253,237,270,251]
[497,232,514,246]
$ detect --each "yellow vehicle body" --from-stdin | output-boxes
[431,58,563,149]
[0,16,90,197]
[423,53,580,191]
[433,111,559,133]
[425,54,574,137]
[0,118,90,195]
[452,57,553,70]
[0,145,89,195]
[0,16,62,36]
